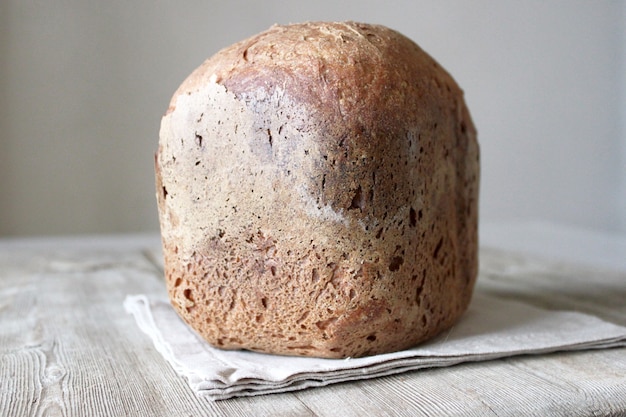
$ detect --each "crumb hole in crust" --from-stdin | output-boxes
[388,256,404,272]
[433,237,444,259]
[296,311,309,324]
[315,316,338,330]
[311,268,320,283]
[266,129,273,147]
[366,334,377,342]
[286,345,315,351]
[348,185,365,211]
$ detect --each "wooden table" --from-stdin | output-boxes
[2,225,626,416]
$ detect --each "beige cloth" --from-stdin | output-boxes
[124,292,626,401]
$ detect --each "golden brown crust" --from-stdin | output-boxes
[156,21,479,358]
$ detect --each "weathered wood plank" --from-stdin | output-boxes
[295,349,626,417]
[296,371,496,417]
[294,248,626,416]
[479,247,626,325]
[1,243,625,416]
[0,248,314,417]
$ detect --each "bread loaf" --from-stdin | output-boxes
[156,21,479,358]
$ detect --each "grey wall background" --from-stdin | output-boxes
[1,1,625,237]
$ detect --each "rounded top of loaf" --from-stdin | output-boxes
[168,21,472,139]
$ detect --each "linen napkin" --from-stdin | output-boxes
[124,292,626,401]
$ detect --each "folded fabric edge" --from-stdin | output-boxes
[123,295,191,376]
[197,340,626,401]
[124,294,626,401]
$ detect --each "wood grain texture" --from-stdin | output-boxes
[1,240,625,416]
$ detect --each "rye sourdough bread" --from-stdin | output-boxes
[156,21,479,358]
